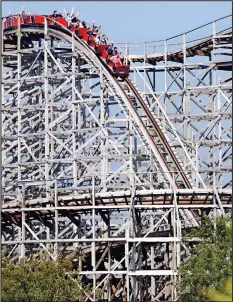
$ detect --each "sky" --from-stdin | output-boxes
[2,1,232,42]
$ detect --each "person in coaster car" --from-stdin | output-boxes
[81,21,87,28]
[71,10,80,28]
[106,44,114,64]
[87,27,94,45]
[100,34,108,45]
[64,9,72,28]
[112,46,118,56]
[110,54,123,72]
[6,10,13,27]
[20,7,27,24]
[119,52,124,64]
[52,10,59,18]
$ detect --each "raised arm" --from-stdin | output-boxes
[75,10,80,17]
[20,6,26,14]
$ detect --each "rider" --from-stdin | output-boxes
[6,10,13,27]
[71,10,80,27]
[119,52,124,64]
[81,21,87,28]
[87,27,94,45]
[110,54,122,71]
[20,7,27,24]
[100,34,108,45]
[64,9,72,27]
[112,46,118,56]
[52,10,59,18]
[106,44,114,64]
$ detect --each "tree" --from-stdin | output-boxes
[204,277,232,301]
[1,250,90,302]
[178,216,232,302]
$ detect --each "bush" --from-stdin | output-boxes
[179,216,232,302]
[2,250,89,302]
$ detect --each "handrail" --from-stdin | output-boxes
[167,14,231,40]
[116,26,232,50]
[115,14,232,44]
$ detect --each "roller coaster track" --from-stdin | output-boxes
[2,15,232,301]
[124,78,192,188]
[128,28,232,65]
[2,22,194,190]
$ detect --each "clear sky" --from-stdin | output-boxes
[2,1,232,42]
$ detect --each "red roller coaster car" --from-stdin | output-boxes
[3,15,130,78]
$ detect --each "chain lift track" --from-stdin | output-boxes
[2,14,232,301]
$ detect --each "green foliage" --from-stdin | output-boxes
[204,277,232,301]
[1,250,89,302]
[179,216,232,302]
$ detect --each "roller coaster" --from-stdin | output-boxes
[2,13,232,301]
